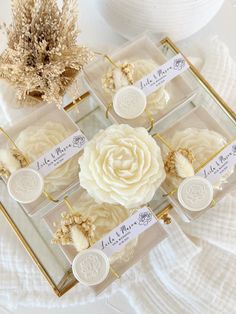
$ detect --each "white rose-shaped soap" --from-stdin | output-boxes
[79,124,165,208]
[16,122,79,193]
[166,128,227,169]
[163,128,231,188]
[75,190,132,241]
[102,59,169,116]
[132,59,169,115]
[75,190,138,263]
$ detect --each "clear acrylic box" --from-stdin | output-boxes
[155,105,235,221]
[43,187,168,294]
[83,35,198,129]
[0,103,83,215]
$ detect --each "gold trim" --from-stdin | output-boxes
[156,204,172,224]
[0,37,235,297]
[0,127,19,150]
[57,277,78,297]
[63,196,76,213]
[106,103,113,119]
[145,109,154,132]
[153,133,174,151]
[57,270,78,296]
[63,91,90,112]
[194,138,236,172]
[110,266,121,279]
[0,202,61,296]
[94,51,119,68]
[160,37,236,121]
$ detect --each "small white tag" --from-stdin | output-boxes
[135,53,189,96]
[30,129,87,177]
[93,206,160,258]
[197,140,236,184]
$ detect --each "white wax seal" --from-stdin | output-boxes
[7,168,44,204]
[72,248,110,286]
[113,86,146,119]
[177,176,213,211]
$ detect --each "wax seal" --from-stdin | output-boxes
[72,248,110,286]
[113,86,146,119]
[7,168,44,204]
[177,176,213,211]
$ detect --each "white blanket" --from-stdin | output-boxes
[0,37,236,313]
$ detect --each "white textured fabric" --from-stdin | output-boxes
[126,193,236,314]
[201,36,236,112]
[97,0,224,41]
[0,37,236,313]
[125,37,236,314]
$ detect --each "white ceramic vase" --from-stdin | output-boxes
[97,0,224,41]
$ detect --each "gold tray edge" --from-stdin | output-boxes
[1,37,235,297]
[0,202,61,296]
[160,37,236,121]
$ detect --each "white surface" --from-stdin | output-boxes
[0,1,236,314]
[0,293,136,314]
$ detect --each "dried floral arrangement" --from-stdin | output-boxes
[52,211,95,252]
[0,148,28,178]
[0,0,93,107]
[164,148,194,178]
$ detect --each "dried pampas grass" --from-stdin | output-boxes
[0,0,93,107]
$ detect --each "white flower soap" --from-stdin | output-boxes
[132,59,169,115]
[166,128,227,168]
[15,122,79,194]
[75,190,138,263]
[79,124,166,208]
[76,191,132,241]
[113,86,146,119]
[163,128,230,188]
[102,59,169,116]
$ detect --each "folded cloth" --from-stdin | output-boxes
[181,192,236,255]
[0,37,235,313]
[127,229,236,314]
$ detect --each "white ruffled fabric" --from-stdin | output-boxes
[0,37,236,312]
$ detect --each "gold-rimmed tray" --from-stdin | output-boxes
[0,37,235,297]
